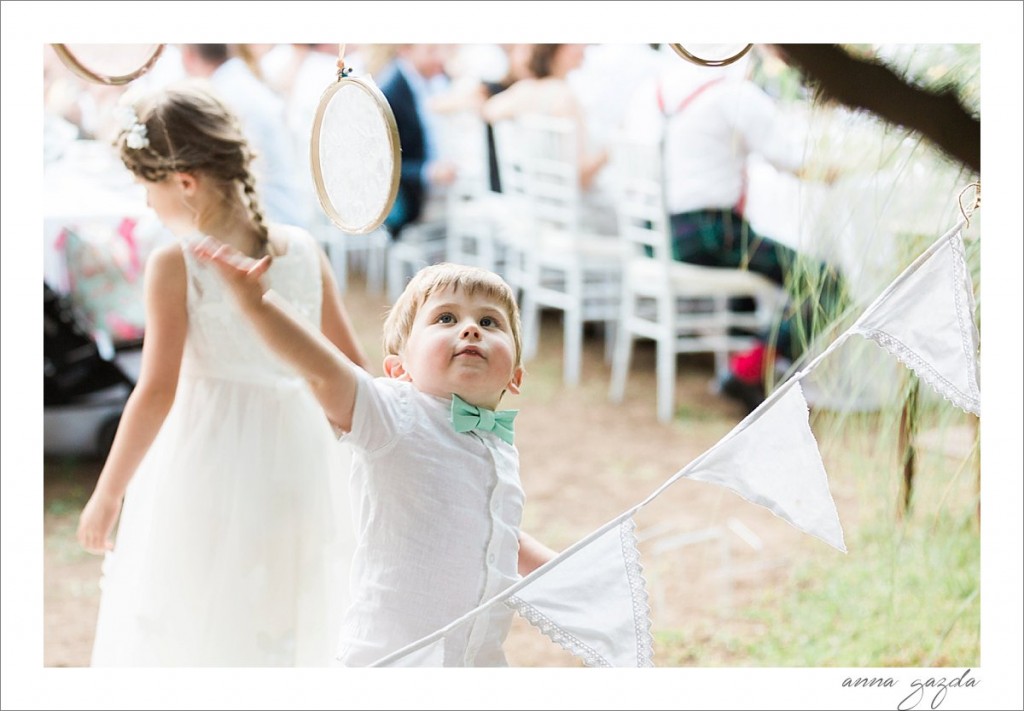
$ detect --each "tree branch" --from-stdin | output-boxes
[772,44,980,173]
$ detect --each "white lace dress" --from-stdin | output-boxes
[90,228,354,667]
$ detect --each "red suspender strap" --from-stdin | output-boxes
[735,165,749,217]
[656,76,746,216]
[656,77,726,117]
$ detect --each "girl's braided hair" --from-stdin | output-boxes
[116,81,270,253]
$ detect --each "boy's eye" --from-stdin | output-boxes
[480,316,497,328]
[437,313,455,324]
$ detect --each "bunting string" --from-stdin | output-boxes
[369,200,981,667]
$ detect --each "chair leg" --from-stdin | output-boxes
[520,287,540,362]
[609,307,633,404]
[656,332,676,423]
[713,295,729,378]
[386,249,405,303]
[367,236,385,295]
[564,306,582,387]
[714,347,729,380]
[320,234,348,295]
[563,266,585,386]
[335,246,348,295]
[603,319,616,364]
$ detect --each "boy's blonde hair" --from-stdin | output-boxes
[383,263,522,366]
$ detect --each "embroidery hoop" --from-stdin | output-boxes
[51,44,165,86]
[957,181,981,228]
[309,45,401,234]
[668,43,754,68]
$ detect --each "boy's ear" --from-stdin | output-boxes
[505,365,524,396]
[383,354,411,381]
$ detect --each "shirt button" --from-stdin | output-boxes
[487,553,496,564]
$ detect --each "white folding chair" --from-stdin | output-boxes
[440,113,508,274]
[488,119,534,292]
[498,114,626,387]
[385,195,449,303]
[608,138,782,422]
[386,112,488,301]
[315,213,388,296]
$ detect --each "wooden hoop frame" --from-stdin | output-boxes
[310,74,401,234]
[51,43,165,86]
[668,43,754,68]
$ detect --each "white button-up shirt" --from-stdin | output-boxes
[337,369,524,666]
[623,76,806,215]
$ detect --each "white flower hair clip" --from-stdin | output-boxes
[115,105,150,150]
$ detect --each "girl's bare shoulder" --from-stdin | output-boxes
[146,241,187,276]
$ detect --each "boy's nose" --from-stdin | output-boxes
[461,323,481,339]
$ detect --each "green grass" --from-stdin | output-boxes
[654,512,979,667]
[653,407,980,669]
[747,516,977,666]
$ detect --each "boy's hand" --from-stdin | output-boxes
[191,238,271,313]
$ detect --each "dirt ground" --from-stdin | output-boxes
[43,270,881,668]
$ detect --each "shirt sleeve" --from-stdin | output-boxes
[338,368,409,454]
[726,81,807,175]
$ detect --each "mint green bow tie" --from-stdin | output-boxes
[450,394,518,445]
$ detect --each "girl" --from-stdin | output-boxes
[76,82,369,666]
[481,44,607,191]
[480,44,617,235]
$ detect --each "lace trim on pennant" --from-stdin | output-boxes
[506,595,612,667]
[947,230,981,407]
[506,518,655,667]
[862,329,980,416]
[619,518,655,667]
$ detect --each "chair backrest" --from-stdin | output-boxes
[610,137,673,264]
[438,110,492,200]
[516,114,581,235]
[491,119,528,203]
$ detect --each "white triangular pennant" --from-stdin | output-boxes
[684,383,846,552]
[852,228,980,415]
[506,518,653,667]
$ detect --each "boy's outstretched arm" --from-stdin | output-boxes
[194,240,359,432]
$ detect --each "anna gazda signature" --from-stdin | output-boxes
[842,668,978,709]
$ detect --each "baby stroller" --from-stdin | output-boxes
[44,281,140,458]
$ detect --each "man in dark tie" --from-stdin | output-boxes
[377,44,457,238]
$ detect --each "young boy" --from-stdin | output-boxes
[196,245,554,666]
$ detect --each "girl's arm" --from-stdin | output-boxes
[77,245,188,554]
[570,97,607,191]
[195,240,360,433]
[480,80,531,124]
[579,145,609,191]
[317,247,371,371]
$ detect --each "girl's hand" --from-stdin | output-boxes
[191,238,271,314]
[77,491,123,554]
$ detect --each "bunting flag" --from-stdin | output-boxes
[850,226,981,416]
[505,517,653,667]
[364,215,980,667]
[682,382,846,552]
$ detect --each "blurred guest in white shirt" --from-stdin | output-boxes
[622,48,846,412]
[181,44,307,229]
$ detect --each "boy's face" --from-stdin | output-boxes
[385,285,523,410]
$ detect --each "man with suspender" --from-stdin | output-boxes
[624,57,846,412]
